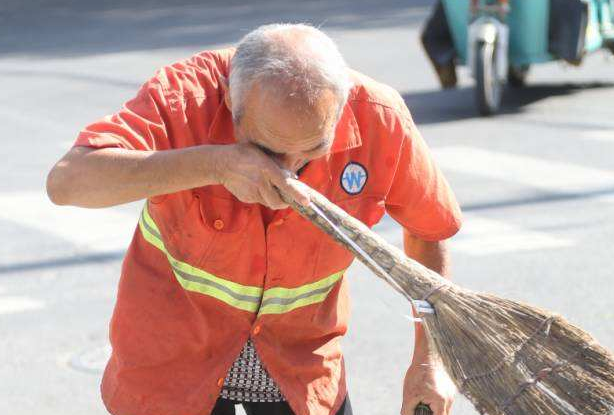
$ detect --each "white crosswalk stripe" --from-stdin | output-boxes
[428,146,614,255]
[0,296,45,315]
[450,215,574,256]
[581,129,614,142]
[431,146,614,193]
[0,191,140,253]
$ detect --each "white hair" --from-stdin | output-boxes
[229,23,352,123]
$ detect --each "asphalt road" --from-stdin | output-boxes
[0,1,613,415]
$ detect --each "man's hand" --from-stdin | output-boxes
[401,353,456,415]
[47,143,310,209]
[401,234,454,414]
[215,143,310,209]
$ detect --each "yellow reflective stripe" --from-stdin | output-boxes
[173,275,259,313]
[139,204,263,313]
[139,203,343,315]
[258,270,345,315]
[141,202,162,234]
[258,291,333,315]
[142,205,261,295]
[170,257,262,297]
[138,213,166,252]
[262,270,344,299]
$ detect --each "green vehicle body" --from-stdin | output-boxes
[441,0,614,66]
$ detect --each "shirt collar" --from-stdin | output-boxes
[207,96,236,145]
[330,101,362,153]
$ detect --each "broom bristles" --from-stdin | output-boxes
[423,287,614,415]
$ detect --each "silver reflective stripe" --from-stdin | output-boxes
[139,204,263,312]
[260,281,339,307]
[173,268,262,304]
[140,213,162,239]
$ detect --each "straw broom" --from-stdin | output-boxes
[282,181,614,415]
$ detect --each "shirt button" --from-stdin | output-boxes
[217,377,224,387]
[252,325,261,335]
[274,219,284,226]
[213,219,224,230]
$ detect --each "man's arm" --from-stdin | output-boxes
[404,230,450,358]
[401,229,457,415]
[47,146,222,208]
[46,143,309,209]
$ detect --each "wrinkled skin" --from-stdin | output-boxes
[216,80,338,209]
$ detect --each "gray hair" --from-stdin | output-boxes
[229,23,352,123]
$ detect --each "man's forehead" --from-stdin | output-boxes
[246,81,337,119]
[248,132,333,156]
[241,108,335,153]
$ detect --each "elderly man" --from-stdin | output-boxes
[47,24,461,415]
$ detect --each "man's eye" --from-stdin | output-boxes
[261,147,276,157]
[255,143,282,158]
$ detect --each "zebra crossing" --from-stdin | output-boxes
[430,145,614,256]
[431,145,614,193]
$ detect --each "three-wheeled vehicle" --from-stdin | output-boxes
[436,0,614,115]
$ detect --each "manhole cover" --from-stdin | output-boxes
[68,344,111,374]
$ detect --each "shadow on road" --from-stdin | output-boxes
[0,0,433,58]
[461,186,614,212]
[404,81,614,125]
[0,251,125,275]
[0,68,141,89]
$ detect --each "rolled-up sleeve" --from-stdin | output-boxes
[74,82,172,151]
[385,113,462,241]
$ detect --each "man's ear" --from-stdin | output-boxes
[220,76,232,111]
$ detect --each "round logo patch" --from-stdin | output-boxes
[341,162,368,195]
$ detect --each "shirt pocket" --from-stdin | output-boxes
[164,187,251,268]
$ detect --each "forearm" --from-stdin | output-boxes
[403,229,452,361]
[47,145,225,208]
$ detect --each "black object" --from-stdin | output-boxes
[415,402,434,415]
[212,395,353,415]
[421,1,458,88]
[548,0,589,63]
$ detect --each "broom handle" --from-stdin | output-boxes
[280,182,444,301]
[414,403,434,415]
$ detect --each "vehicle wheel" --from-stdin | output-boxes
[508,65,530,87]
[475,40,502,116]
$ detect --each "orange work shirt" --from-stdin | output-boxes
[74,48,462,415]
